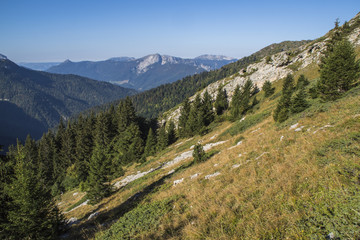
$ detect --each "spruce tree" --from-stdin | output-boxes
[5,144,63,239]
[239,79,253,115]
[144,128,157,157]
[214,86,228,115]
[295,74,309,90]
[317,39,360,100]
[167,121,177,145]
[230,85,241,119]
[157,124,168,152]
[291,85,310,113]
[262,80,275,97]
[193,143,206,163]
[202,90,214,126]
[87,113,112,204]
[178,98,191,138]
[273,74,295,122]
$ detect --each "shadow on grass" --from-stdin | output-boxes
[65,162,194,239]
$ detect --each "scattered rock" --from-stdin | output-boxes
[175,142,183,147]
[190,173,201,179]
[228,140,242,150]
[255,152,270,160]
[238,153,242,157]
[280,136,284,141]
[114,167,159,188]
[294,126,304,132]
[239,116,246,122]
[73,192,78,196]
[66,217,78,226]
[214,163,218,167]
[251,128,260,133]
[57,202,63,206]
[313,124,334,134]
[205,172,221,180]
[210,134,218,140]
[88,211,100,220]
[190,145,195,149]
[167,169,175,175]
[63,200,89,214]
[327,232,335,239]
[173,178,184,186]
[203,141,228,151]
[232,164,241,169]
[289,123,299,130]
[163,150,193,168]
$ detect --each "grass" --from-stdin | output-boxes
[59,33,360,239]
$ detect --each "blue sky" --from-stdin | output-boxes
[1,0,359,62]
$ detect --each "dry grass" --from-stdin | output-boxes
[60,61,360,239]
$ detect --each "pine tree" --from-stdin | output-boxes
[291,85,310,113]
[144,128,157,157]
[167,121,177,145]
[157,124,168,152]
[273,74,295,122]
[5,143,63,239]
[193,143,206,163]
[214,86,228,115]
[87,113,112,204]
[262,80,275,97]
[178,98,191,138]
[317,39,360,100]
[295,74,309,90]
[230,85,241,119]
[201,90,214,126]
[239,79,253,115]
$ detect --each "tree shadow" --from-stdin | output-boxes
[65,162,194,239]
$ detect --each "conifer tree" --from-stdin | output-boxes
[239,79,253,115]
[201,90,214,126]
[262,80,275,97]
[230,85,241,119]
[87,113,112,204]
[291,85,310,113]
[178,98,191,138]
[317,39,360,100]
[5,143,63,238]
[214,86,228,115]
[295,74,309,90]
[193,143,206,163]
[37,131,56,186]
[273,74,295,122]
[157,124,168,152]
[144,128,157,157]
[167,121,177,145]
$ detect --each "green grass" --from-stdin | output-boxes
[220,110,271,137]
[96,197,177,240]
[65,194,88,212]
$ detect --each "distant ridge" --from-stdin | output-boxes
[47,54,237,91]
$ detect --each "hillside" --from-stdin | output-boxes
[128,40,311,118]
[46,54,237,91]
[51,13,360,239]
[0,57,136,150]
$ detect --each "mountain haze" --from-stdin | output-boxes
[47,54,237,91]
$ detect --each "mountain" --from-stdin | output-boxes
[18,62,61,71]
[128,40,311,118]
[0,57,137,150]
[46,54,237,91]
[51,12,360,239]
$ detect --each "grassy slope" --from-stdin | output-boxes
[58,58,360,239]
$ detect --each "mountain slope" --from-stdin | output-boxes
[128,40,311,118]
[46,54,237,91]
[54,12,360,239]
[0,57,136,149]
[18,62,61,71]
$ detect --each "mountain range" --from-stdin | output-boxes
[0,55,136,150]
[46,54,237,91]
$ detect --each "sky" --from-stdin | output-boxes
[1,0,359,62]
